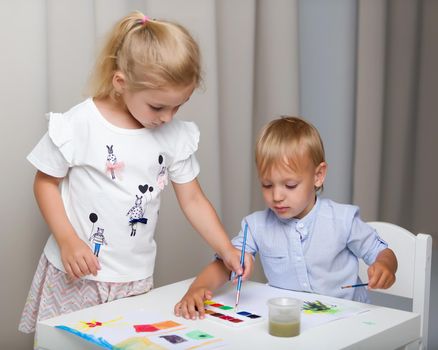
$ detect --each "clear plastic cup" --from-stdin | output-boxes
[267,297,302,337]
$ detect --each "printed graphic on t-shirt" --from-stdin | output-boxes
[156,154,168,190]
[126,183,153,236]
[89,227,108,257]
[87,213,108,257]
[105,145,125,180]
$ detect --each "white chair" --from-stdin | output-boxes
[358,221,432,350]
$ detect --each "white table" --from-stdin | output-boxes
[37,279,421,350]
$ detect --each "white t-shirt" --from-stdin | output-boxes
[27,98,200,282]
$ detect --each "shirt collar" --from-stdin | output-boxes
[275,196,321,240]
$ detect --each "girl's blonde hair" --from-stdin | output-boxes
[256,116,326,190]
[88,11,202,100]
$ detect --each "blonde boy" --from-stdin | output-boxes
[175,116,397,320]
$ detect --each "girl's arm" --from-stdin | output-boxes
[172,179,250,279]
[34,171,100,279]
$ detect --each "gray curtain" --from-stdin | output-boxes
[353,0,438,240]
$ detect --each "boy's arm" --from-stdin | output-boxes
[367,248,397,289]
[174,259,230,320]
[172,179,252,279]
[34,170,100,279]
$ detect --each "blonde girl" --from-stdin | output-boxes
[19,11,246,333]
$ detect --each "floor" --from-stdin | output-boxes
[368,247,437,349]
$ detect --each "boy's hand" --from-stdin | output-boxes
[59,235,101,280]
[174,287,213,320]
[367,261,396,289]
[221,248,253,282]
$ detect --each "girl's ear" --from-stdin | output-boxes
[314,162,327,188]
[112,71,126,94]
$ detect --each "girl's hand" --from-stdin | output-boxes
[174,287,213,320]
[367,261,396,289]
[222,248,254,283]
[59,235,101,280]
[33,171,101,280]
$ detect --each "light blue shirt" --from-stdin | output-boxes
[231,197,388,303]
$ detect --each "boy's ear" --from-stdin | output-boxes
[314,162,327,188]
[112,71,127,94]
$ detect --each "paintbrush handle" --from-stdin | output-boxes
[341,282,368,289]
[235,223,248,309]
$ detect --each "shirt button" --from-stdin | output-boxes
[303,282,308,287]
[296,257,302,261]
[298,223,304,228]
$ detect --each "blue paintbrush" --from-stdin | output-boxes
[234,223,248,312]
[341,282,368,289]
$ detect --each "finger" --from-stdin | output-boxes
[386,275,396,289]
[77,257,92,276]
[85,245,101,270]
[70,261,85,279]
[374,274,386,289]
[187,300,199,320]
[232,253,243,276]
[377,272,393,289]
[367,266,376,288]
[231,274,243,285]
[92,254,101,270]
[64,263,77,281]
[178,301,189,319]
[174,302,182,317]
[368,269,382,289]
[367,265,374,280]
[84,254,99,276]
[180,301,192,320]
[381,277,392,289]
[241,267,249,281]
[205,290,213,300]
[230,271,237,284]
[242,255,252,281]
[195,298,206,319]
[233,264,243,276]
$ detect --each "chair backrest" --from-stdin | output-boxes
[358,221,432,349]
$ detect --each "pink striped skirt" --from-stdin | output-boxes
[19,254,153,333]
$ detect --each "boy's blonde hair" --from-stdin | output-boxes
[256,116,326,190]
[88,11,202,100]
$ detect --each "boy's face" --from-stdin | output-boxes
[259,159,326,220]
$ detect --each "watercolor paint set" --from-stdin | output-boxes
[203,300,264,328]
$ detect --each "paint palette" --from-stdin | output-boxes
[203,300,264,328]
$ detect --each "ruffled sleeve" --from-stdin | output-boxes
[47,112,75,164]
[26,112,74,177]
[167,121,200,184]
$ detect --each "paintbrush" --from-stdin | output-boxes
[341,282,368,289]
[234,223,248,312]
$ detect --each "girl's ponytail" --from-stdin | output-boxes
[88,11,201,100]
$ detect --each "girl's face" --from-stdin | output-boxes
[122,84,195,129]
[113,72,195,129]
[259,159,326,220]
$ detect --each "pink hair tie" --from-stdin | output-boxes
[141,15,149,24]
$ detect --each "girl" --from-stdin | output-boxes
[19,11,247,333]
[175,116,397,320]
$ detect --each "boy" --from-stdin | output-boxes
[174,116,397,320]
